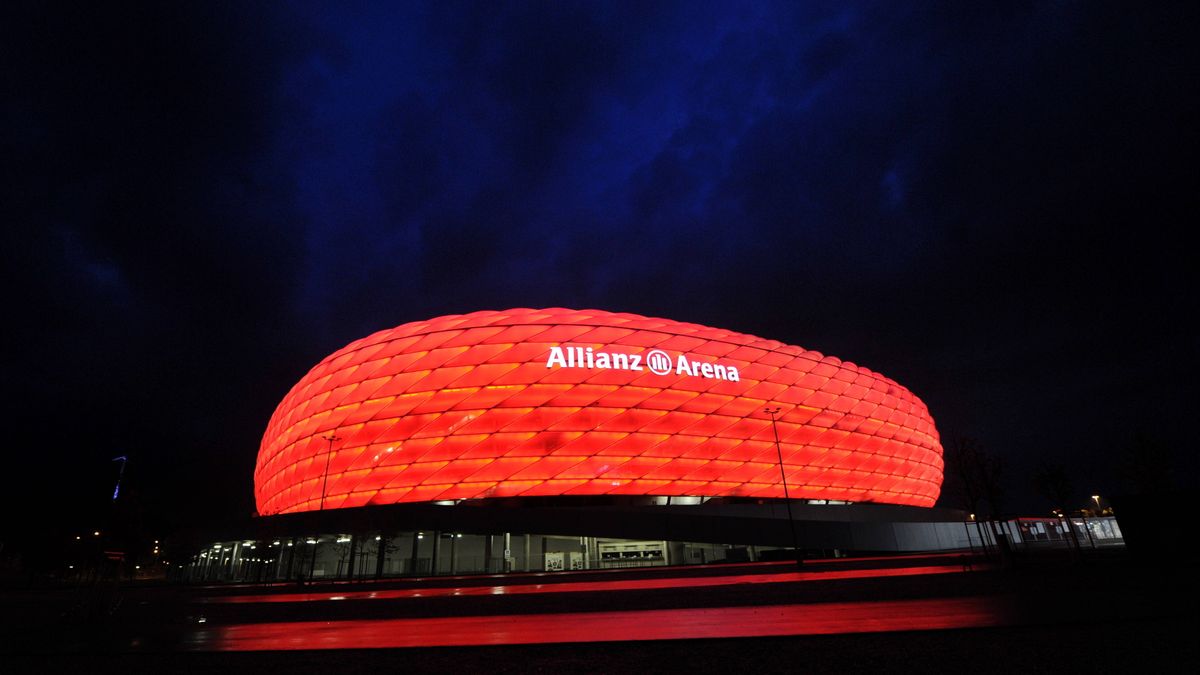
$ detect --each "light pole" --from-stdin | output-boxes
[306,536,320,583]
[1091,494,1101,513]
[319,432,341,511]
[111,455,128,501]
[308,432,340,582]
[764,407,801,566]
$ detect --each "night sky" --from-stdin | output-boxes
[4,2,1196,544]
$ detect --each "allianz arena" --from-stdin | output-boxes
[187,310,977,582]
[255,308,943,514]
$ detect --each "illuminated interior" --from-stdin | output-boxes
[254,308,943,514]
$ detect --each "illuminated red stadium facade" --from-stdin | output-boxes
[254,308,943,516]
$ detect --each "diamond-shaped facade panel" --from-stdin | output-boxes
[254,308,944,515]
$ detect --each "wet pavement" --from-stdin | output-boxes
[187,596,1016,651]
[3,549,1195,671]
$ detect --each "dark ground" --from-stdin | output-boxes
[2,550,1195,673]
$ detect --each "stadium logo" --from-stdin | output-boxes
[645,349,672,375]
[545,345,740,382]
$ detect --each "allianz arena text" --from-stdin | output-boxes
[254,308,944,515]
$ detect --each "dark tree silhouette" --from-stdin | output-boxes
[1119,430,1175,496]
[1033,462,1073,512]
[943,437,1008,551]
[944,437,1006,518]
[1033,462,1083,552]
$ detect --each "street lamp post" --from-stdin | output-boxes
[307,432,341,582]
[764,407,801,566]
[111,455,128,502]
[319,432,341,511]
[306,536,320,583]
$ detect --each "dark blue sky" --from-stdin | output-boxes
[4,2,1196,534]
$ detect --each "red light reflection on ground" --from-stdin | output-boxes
[194,552,977,591]
[205,564,979,604]
[189,596,1012,651]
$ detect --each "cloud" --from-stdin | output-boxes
[4,1,1197,532]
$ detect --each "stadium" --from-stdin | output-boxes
[185,308,991,582]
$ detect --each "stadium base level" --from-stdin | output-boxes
[179,498,1054,583]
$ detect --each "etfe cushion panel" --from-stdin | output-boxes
[255,308,943,515]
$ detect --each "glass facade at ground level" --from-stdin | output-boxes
[179,517,1123,584]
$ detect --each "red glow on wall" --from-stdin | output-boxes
[254,308,943,515]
